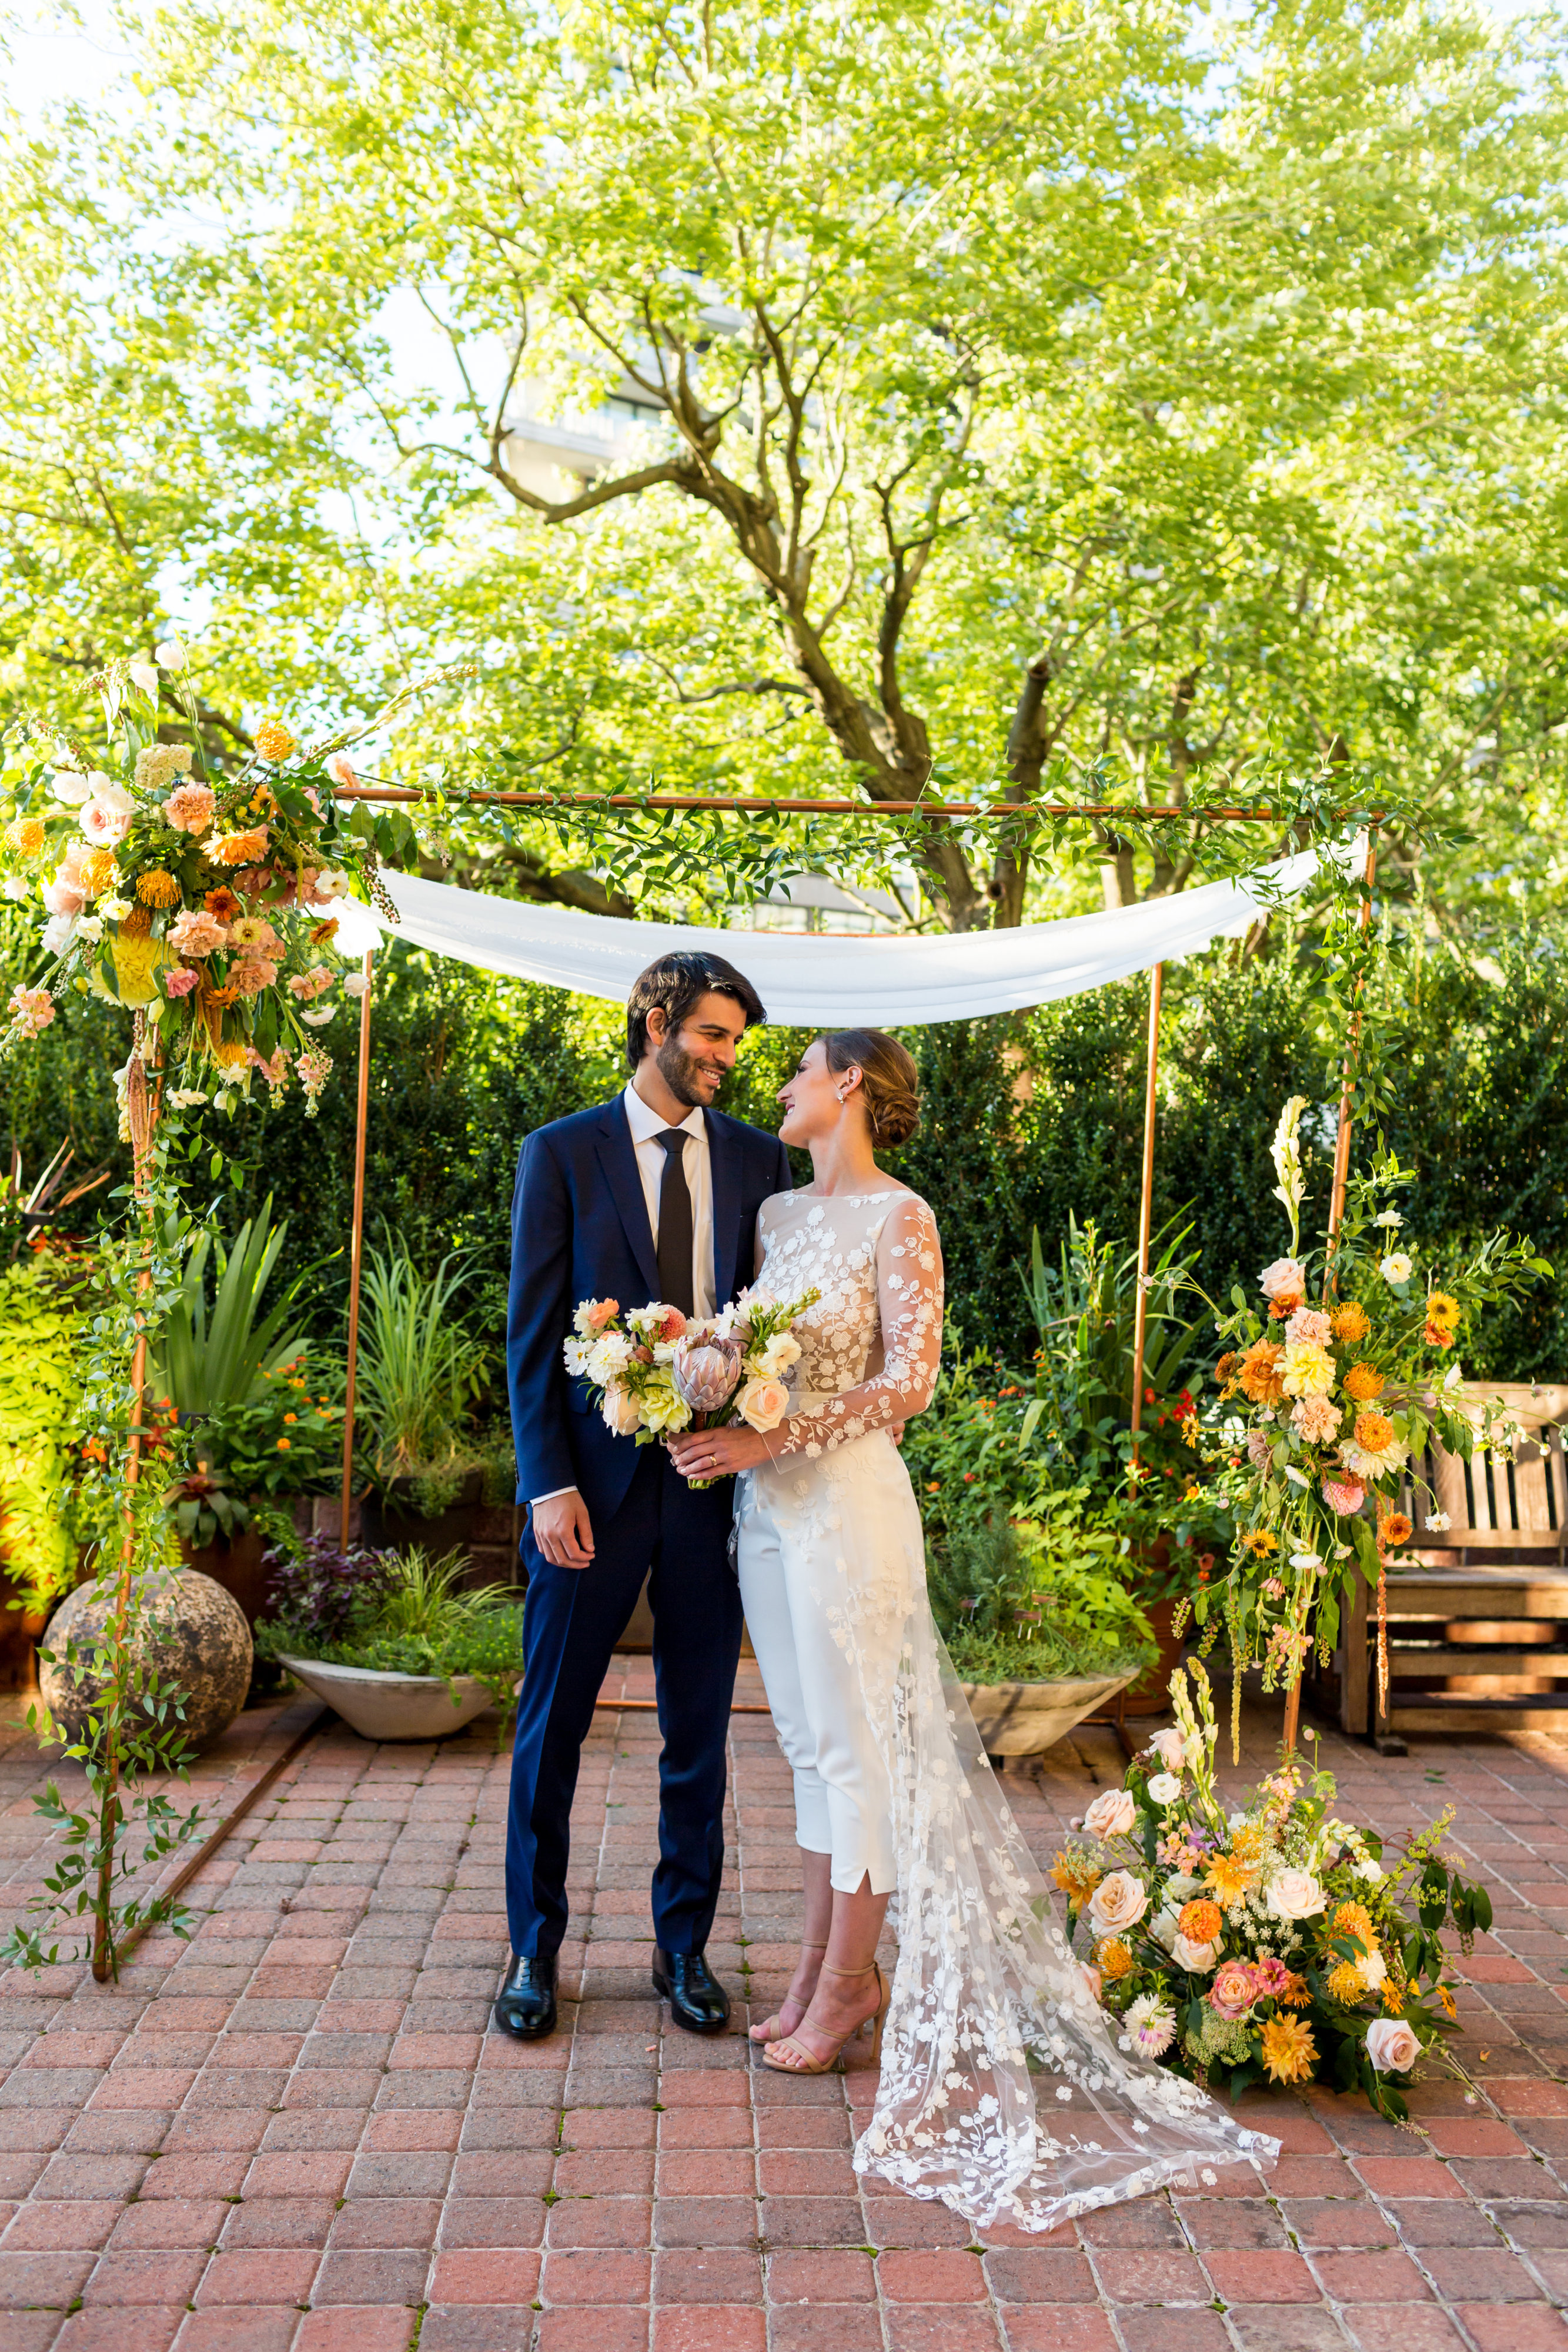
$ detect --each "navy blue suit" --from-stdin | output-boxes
[504,1093,793,1959]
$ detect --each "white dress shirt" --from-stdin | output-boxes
[530,1084,715,1508]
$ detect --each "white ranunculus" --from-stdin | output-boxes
[155,636,189,668]
[1085,1869,1149,1937]
[75,916,103,943]
[51,768,92,806]
[1379,1252,1413,1285]
[1373,1208,1404,1230]
[1264,1869,1326,1922]
[1146,1772,1182,1809]
[1365,2016,1420,2074]
[128,659,160,696]
[1353,1856,1385,1883]
[1082,1788,1137,1840]
[316,868,352,898]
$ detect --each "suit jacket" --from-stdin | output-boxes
[507,1094,794,1518]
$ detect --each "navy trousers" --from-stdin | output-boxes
[504,1448,743,1959]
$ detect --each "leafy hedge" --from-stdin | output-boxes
[4,929,1563,1387]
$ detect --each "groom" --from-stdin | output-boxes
[497,950,792,2040]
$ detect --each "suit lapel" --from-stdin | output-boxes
[707,1108,741,1308]
[594,1098,661,1302]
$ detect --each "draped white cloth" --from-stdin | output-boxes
[333,838,1358,1022]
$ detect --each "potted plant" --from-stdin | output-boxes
[925,1488,1155,1756]
[256,1536,524,1740]
[150,1201,343,1622]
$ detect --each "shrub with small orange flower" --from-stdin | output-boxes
[253,717,297,761]
[1343,1360,1385,1401]
[1331,1300,1371,1344]
[1382,1979,1406,2015]
[1237,1338,1285,1405]
[1177,1898,1223,1944]
[1259,2013,1318,2084]
[5,817,45,857]
[135,870,182,907]
[1240,1529,1279,1556]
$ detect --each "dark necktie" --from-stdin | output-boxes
[655,1128,696,1317]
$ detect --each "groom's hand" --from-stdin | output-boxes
[532,1490,596,1569]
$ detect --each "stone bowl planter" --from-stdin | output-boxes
[959,1671,1136,1757]
[276,1653,513,1742]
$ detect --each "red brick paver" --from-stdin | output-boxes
[0,1664,1563,2352]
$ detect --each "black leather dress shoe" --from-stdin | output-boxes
[493,1953,557,2039]
[652,1947,731,2034]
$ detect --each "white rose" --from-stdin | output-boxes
[1082,1789,1136,1839]
[1365,2016,1421,2074]
[51,769,93,806]
[1164,1873,1203,1902]
[1085,1869,1148,1937]
[342,971,370,997]
[1150,1905,1181,1953]
[41,914,76,956]
[1146,1772,1182,1809]
[1149,1728,1186,1773]
[1265,1869,1326,1923]
[600,1384,643,1436]
[93,778,136,816]
[1379,1252,1413,1285]
[1172,1932,1218,1974]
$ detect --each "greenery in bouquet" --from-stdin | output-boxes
[0,645,437,1114]
[1052,1663,1492,2122]
[1184,1098,1549,1731]
[927,1488,1156,1687]
[257,1542,524,1717]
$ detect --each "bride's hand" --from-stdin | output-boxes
[667,1424,776,1479]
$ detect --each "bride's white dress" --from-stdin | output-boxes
[735,1186,1279,2233]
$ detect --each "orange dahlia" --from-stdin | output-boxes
[1238,1339,1286,1406]
[1178,1899,1223,1945]
[1353,1411,1395,1455]
[212,826,270,866]
[1259,2013,1318,2085]
[253,717,296,762]
[1379,1511,1413,1549]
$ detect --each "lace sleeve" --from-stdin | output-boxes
[770,1195,944,1461]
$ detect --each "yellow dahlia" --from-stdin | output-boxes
[135,869,182,908]
[1203,1852,1259,1905]
[1259,2013,1318,2085]
[1096,1937,1135,1982]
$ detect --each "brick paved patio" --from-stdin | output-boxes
[0,1658,1564,2352]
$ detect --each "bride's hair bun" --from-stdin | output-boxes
[823,1028,920,1148]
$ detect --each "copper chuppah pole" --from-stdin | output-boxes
[1128,962,1165,1465]
[1282,828,1379,1756]
[339,951,374,1551]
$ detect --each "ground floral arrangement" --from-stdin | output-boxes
[0,646,432,1114]
[1188,1098,1548,1733]
[1052,1663,1492,2120]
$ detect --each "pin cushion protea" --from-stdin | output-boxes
[252,717,297,761]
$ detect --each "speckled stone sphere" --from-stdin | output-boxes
[41,1569,253,1752]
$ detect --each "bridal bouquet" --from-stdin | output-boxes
[564,1286,819,1475]
[1186,1098,1547,1728]
[1052,1663,1492,2122]
[0,646,434,1115]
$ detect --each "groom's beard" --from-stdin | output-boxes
[656,1035,721,1106]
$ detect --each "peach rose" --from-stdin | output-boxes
[600,1385,642,1436]
[1082,1788,1137,1840]
[1172,1931,1218,1973]
[1085,1869,1148,1937]
[736,1376,790,1434]
[1364,2016,1421,2074]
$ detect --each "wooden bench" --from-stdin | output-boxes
[1323,1383,1568,1746]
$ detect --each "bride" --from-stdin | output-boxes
[667,1028,1278,2233]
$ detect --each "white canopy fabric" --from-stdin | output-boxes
[332,838,1356,1024]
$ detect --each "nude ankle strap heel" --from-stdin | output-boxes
[760,1959,889,2076]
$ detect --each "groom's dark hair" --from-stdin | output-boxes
[626,951,767,1070]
